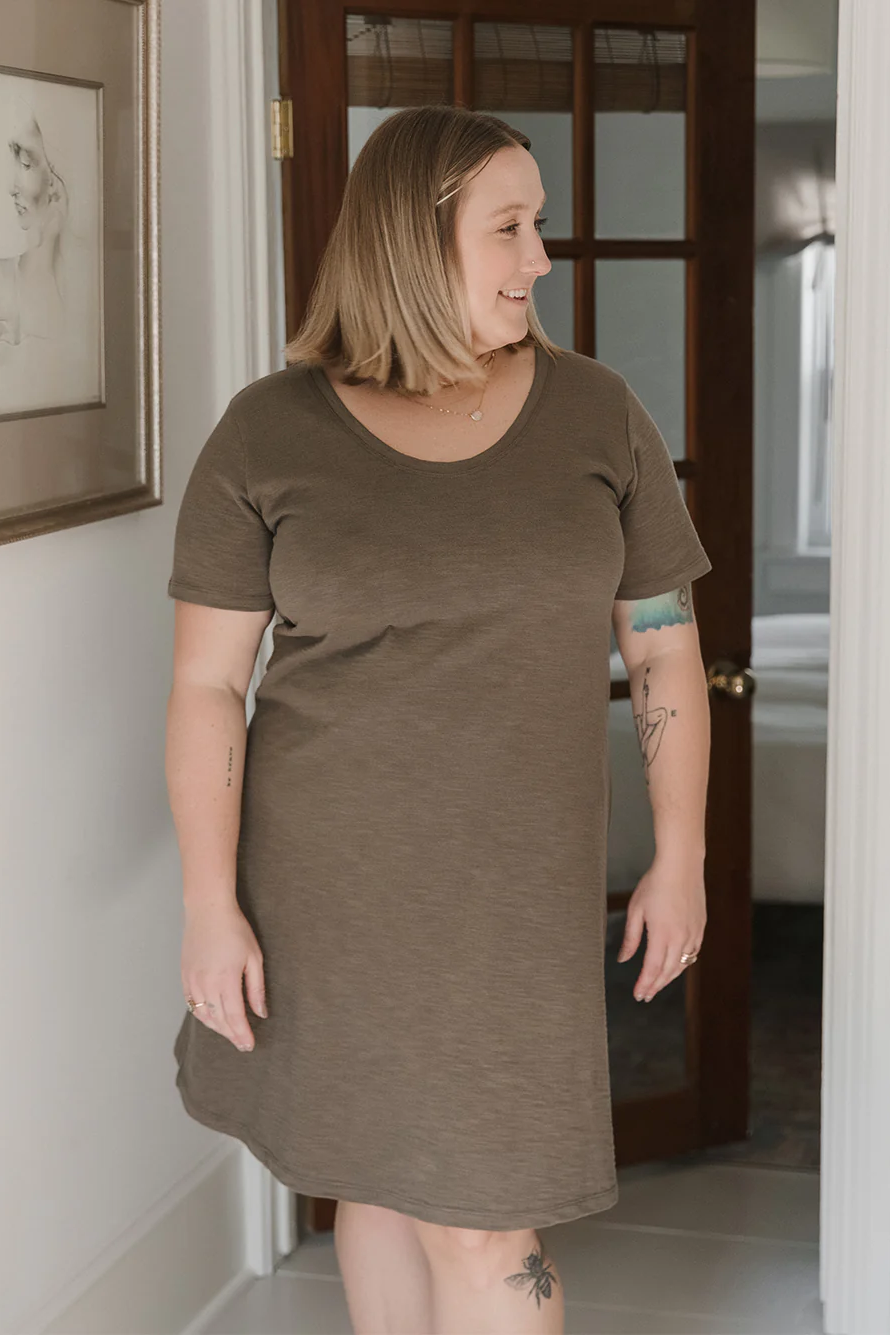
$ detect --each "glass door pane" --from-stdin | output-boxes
[346,15,454,167]
[596,259,687,458]
[606,686,688,1100]
[606,918,688,1100]
[594,27,688,239]
[533,259,574,350]
[473,22,573,238]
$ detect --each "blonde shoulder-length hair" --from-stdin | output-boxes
[283,104,564,397]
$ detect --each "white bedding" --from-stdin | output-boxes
[607,612,828,903]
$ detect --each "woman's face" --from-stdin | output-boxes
[453,144,552,356]
[7,114,53,232]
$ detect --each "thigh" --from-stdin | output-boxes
[335,1200,428,1249]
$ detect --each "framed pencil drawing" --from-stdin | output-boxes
[0,0,160,545]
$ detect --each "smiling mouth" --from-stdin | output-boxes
[499,290,529,304]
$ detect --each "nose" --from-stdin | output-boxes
[523,241,551,279]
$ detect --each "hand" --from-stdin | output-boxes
[616,857,706,1003]
[181,901,267,1051]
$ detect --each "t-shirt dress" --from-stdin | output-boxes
[167,342,712,1231]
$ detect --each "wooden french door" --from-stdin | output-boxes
[277,0,755,1232]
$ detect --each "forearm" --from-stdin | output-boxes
[165,681,248,912]
[626,650,710,867]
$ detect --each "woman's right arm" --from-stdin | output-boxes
[165,600,274,1050]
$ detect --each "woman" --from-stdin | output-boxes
[166,105,711,1335]
[1,103,69,345]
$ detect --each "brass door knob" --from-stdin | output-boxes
[706,659,756,699]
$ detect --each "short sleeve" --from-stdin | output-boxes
[167,401,274,611]
[613,382,713,601]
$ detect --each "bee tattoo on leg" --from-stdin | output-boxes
[504,1232,559,1307]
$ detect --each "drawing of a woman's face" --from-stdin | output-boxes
[7,111,53,232]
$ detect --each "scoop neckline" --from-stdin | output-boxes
[306,343,551,474]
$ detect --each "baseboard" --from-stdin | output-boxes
[36,1147,250,1335]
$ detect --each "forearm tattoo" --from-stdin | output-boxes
[504,1233,559,1308]
[633,664,675,788]
[627,585,688,787]
[226,745,233,788]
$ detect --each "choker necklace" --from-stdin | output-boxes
[402,349,497,422]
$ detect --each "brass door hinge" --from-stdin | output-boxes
[271,98,293,161]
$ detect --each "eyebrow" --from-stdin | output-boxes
[487,194,547,220]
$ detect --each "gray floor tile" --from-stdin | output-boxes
[202,1272,351,1335]
[601,1160,819,1244]
[540,1223,820,1330]
[564,1301,759,1333]
[210,1162,824,1334]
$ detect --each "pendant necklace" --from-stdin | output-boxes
[403,348,497,423]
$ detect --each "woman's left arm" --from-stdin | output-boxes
[611,583,711,1003]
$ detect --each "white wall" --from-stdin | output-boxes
[0,3,256,1331]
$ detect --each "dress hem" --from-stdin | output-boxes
[175,1079,620,1231]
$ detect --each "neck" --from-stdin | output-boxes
[418,347,497,403]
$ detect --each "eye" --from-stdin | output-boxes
[499,217,548,236]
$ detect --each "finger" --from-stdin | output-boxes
[634,937,670,1001]
[646,943,697,1000]
[617,909,644,962]
[219,978,255,1052]
[244,953,267,1018]
[183,979,216,1029]
[191,993,224,1035]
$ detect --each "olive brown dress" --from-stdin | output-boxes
[168,344,712,1230]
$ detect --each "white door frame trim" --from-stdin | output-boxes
[206,0,292,1275]
[820,1,890,1331]
[209,0,890,1323]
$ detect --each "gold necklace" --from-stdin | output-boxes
[401,349,497,422]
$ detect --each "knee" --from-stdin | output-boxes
[417,1223,501,1253]
[415,1221,536,1279]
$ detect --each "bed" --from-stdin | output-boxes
[607,612,828,904]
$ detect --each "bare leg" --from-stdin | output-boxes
[414,1222,565,1335]
[334,1200,436,1335]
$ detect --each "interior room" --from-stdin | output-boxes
[4,2,888,1334]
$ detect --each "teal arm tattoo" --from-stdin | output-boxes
[629,583,693,633]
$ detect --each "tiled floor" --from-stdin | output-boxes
[205,1158,823,1335]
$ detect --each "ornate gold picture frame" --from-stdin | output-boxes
[0,0,160,545]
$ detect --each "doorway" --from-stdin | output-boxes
[277,0,755,1230]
